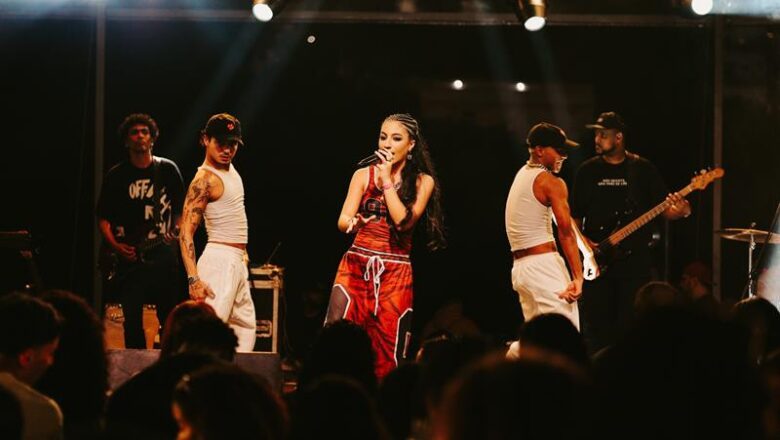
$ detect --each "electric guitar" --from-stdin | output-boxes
[591,167,724,273]
[99,227,179,282]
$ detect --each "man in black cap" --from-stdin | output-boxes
[97,113,186,349]
[505,122,587,330]
[571,111,691,354]
[179,113,257,352]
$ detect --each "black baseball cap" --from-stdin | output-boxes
[526,122,579,152]
[585,111,626,131]
[203,113,243,146]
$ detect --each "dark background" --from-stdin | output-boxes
[1,5,778,350]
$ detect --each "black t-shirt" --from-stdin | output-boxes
[96,157,184,245]
[571,152,667,272]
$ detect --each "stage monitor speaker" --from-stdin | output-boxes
[107,349,282,392]
[249,264,284,353]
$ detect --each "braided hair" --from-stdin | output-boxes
[383,113,446,251]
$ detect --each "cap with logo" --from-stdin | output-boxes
[203,113,243,146]
[526,122,579,152]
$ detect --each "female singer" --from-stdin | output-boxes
[325,113,445,379]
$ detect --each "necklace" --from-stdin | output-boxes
[526,160,549,172]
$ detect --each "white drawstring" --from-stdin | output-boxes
[364,255,386,316]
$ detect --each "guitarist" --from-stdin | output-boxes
[571,111,691,354]
[96,113,185,349]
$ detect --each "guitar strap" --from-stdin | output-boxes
[151,157,180,262]
[624,151,642,212]
[624,151,660,247]
[151,157,163,232]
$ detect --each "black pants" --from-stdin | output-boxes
[579,273,651,355]
[116,249,185,349]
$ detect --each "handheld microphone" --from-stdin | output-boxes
[356,152,380,167]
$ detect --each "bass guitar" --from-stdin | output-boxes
[99,228,178,282]
[592,167,724,273]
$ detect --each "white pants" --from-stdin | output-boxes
[198,243,256,352]
[511,252,580,330]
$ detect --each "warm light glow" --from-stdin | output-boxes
[515,82,528,92]
[524,16,546,31]
[252,3,273,22]
[452,79,464,90]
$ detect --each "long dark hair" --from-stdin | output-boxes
[383,113,446,251]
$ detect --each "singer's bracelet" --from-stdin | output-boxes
[381,182,395,191]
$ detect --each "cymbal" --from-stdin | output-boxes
[715,228,780,244]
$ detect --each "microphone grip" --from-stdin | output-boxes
[356,153,380,167]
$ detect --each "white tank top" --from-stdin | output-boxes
[505,164,555,251]
[199,164,248,244]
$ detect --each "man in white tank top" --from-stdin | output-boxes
[505,122,590,333]
[179,113,256,352]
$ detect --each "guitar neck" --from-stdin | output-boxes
[138,234,176,252]
[604,184,695,247]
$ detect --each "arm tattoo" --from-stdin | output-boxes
[186,241,196,262]
[180,174,211,272]
[183,175,210,228]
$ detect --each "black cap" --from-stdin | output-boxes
[203,113,243,146]
[526,122,579,151]
[585,111,625,131]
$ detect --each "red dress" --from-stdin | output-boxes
[326,167,414,380]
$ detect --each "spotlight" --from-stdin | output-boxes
[252,0,288,22]
[676,0,714,16]
[252,0,273,22]
[513,0,547,32]
[690,0,713,15]
[515,82,528,92]
[452,79,464,90]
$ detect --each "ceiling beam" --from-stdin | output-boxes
[2,5,773,28]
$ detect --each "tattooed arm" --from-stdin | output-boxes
[179,169,222,301]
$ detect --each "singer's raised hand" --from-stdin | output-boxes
[374,149,394,185]
[346,214,377,234]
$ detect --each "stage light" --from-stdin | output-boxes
[252,0,273,22]
[690,0,713,15]
[513,0,547,32]
[515,82,528,92]
[398,0,416,13]
[306,35,316,44]
[452,79,464,90]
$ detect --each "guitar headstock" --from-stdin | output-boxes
[690,167,724,190]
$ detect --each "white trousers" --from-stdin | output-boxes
[511,252,580,330]
[198,243,256,352]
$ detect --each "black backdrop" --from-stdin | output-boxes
[1,16,778,348]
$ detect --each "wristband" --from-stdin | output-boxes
[187,275,200,285]
[381,182,395,191]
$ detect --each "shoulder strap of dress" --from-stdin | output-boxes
[367,166,376,191]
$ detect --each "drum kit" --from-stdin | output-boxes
[715,226,780,296]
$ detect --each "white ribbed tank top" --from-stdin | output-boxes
[505,165,554,251]
[199,164,248,244]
